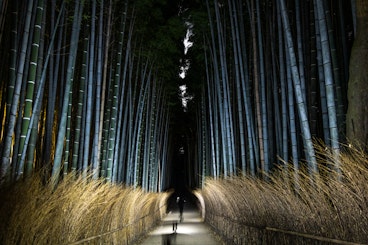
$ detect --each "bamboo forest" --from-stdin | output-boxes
[1,0,368,244]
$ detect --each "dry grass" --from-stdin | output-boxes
[0,174,170,245]
[202,144,368,244]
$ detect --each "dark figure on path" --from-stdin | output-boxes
[176,196,185,222]
[172,221,177,233]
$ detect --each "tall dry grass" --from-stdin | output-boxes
[0,174,170,244]
[202,144,368,244]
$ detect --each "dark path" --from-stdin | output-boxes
[137,202,224,245]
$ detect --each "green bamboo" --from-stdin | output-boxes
[52,1,84,183]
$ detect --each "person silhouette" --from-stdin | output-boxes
[177,196,185,222]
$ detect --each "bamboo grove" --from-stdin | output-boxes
[0,0,366,190]
[0,0,187,191]
[186,0,357,186]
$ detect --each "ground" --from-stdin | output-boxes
[137,202,224,245]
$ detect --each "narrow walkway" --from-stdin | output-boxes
[137,204,224,245]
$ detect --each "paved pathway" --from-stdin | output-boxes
[137,204,224,245]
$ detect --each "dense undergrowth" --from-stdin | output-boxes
[0,174,169,245]
[202,144,368,244]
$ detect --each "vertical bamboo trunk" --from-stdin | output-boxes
[4,2,17,131]
[228,0,246,173]
[204,44,218,178]
[309,2,319,137]
[52,1,84,183]
[269,11,282,165]
[63,86,72,176]
[98,0,112,178]
[295,0,306,103]
[250,0,264,173]
[71,34,88,172]
[256,0,270,173]
[213,0,235,176]
[92,0,104,179]
[17,2,64,180]
[82,0,97,176]
[314,3,330,144]
[44,0,64,167]
[26,0,47,175]
[279,0,318,174]
[286,48,299,171]
[17,0,46,176]
[323,2,345,140]
[277,4,289,165]
[315,0,340,174]
[106,4,127,182]
[1,0,34,182]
